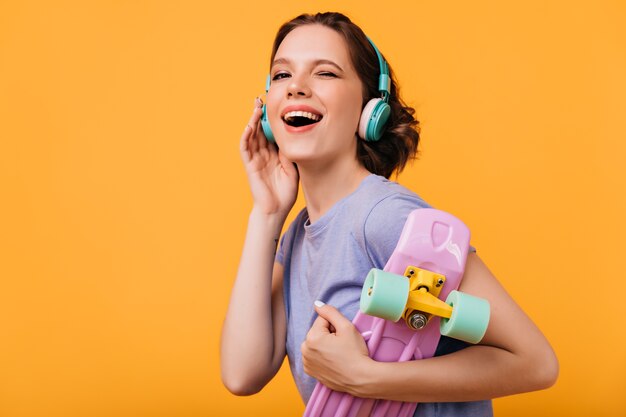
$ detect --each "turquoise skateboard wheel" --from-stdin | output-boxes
[440,291,490,344]
[360,269,410,322]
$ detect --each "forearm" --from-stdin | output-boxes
[357,344,557,403]
[220,207,286,393]
[353,253,559,403]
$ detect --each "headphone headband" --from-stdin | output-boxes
[366,37,390,102]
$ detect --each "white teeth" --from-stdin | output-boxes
[283,111,321,122]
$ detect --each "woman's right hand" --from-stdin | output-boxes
[239,98,299,217]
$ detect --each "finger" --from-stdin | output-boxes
[242,99,263,154]
[309,314,332,336]
[278,150,297,178]
[313,301,353,334]
[239,123,253,163]
[246,97,263,127]
[248,116,261,156]
[240,99,261,155]
[249,98,266,149]
[252,103,268,151]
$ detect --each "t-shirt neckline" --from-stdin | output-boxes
[303,173,377,237]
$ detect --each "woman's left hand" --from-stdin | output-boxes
[301,302,372,395]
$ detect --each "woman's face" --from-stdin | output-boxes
[266,24,364,167]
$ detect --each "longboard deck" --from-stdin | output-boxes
[304,208,471,417]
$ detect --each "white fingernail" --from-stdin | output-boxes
[314,300,325,308]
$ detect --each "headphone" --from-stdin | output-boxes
[261,37,391,143]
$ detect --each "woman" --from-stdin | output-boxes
[220,12,558,416]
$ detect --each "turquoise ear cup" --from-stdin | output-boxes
[358,98,391,142]
[261,74,275,143]
[365,99,391,142]
[261,104,275,143]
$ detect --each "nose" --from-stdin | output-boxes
[286,74,312,98]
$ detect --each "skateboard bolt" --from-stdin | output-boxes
[408,312,428,330]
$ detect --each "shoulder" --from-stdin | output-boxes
[363,176,432,236]
[360,176,433,267]
[351,174,431,215]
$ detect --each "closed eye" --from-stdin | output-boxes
[318,72,337,78]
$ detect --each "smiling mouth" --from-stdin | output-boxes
[282,111,323,128]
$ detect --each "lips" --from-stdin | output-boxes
[280,105,323,132]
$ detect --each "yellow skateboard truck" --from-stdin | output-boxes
[401,266,452,330]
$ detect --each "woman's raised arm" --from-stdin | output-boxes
[220,99,298,395]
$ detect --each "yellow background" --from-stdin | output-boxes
[1,0,624,416]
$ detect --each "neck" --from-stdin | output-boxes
[298,157,371,224]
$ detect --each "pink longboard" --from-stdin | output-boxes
[304,208,472,417]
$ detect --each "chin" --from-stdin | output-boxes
[276,146,316,165]
[274,133,315,154]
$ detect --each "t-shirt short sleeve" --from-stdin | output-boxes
[275,208,306,266]
[275,233,287,265]
[364,192,432,269]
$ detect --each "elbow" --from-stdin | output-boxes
[536,349,559,390]
[221,360,268,396]
[221,372,264,396]
[220,348,277,396]
[527,346,559,391]
[220,344,266,396]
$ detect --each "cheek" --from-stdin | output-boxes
[328,93,362,133]
[265,87,282,120]
[332,86,363,125]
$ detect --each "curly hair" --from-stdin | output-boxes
[270,12,420,179]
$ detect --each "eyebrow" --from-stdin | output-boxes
[271,57,344,73]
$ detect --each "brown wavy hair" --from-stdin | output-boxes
[270,12,420,179]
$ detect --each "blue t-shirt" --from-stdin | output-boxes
[276,174,492,417]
